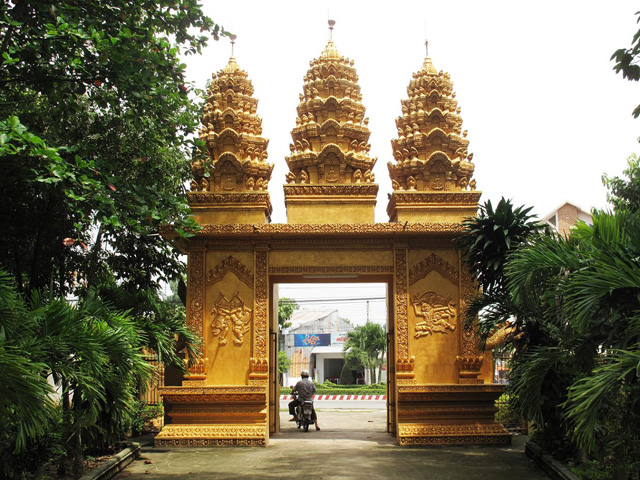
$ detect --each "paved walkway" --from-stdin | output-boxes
[116,410,549,479]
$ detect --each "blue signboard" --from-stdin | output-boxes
[294,333,331,347]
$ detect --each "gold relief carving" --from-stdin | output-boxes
[168,411,265,419]
[161,222,466,237]
[485,323,518,350]
[409,253,458,285]
[456,355,484,384]
[188,193,271,206]
[412,291,456,338]
[188,357,207,375]
[269,265,393,274]
[156,438,266,447]
[210,292,252,346]
[156,424,265,439]
[391,192,481,205]
[398,424,509,436]
[396,378,417,386]
[283,185,378,196]
[161,394,264,403]
[400,406,497,416]
[182,380,207,386]
[395,248,409,359]
[250,357,268,374]
[399,436,511,446]
[460,267,478,356]
[396,356,415,373]
[397,384,503,394]
[458,378,484,384]
[456,355,484,371]
[206,255,254,288]
[254,250,268,359]
[184,357,207,383]
[160,386,266,395]
[189,251,205,336]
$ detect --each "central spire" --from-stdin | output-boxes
[283,21,378,224]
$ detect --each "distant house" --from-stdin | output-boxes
[542,201,592,236]
[282,309,353,386]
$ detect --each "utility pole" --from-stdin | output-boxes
[366,300,370,323]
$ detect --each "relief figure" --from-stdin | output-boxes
[412,291,456,338]
[210,292,253,346]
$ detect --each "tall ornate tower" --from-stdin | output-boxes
[284,23,378,224]
[387,50,480,223]
[190,36,273,224]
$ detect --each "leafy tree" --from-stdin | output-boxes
[93,280,200,373]
[278,350,290,375]
[455,199,574,455]
[611,10,640,117]
[0,0,227,295]
[503,210,640,476]
[339,361,355,385]
[0,268,152,476]
[602,154,640,212]
[344,322,386,384]
[278,297,299,330]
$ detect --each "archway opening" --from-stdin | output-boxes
[269,281,393,439]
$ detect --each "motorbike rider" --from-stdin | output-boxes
[288,369,320,430]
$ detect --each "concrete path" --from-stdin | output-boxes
[115,410,549,479]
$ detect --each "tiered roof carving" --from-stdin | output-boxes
[388,57,476,193]
[284,39,378,187]
[192,55,273,195]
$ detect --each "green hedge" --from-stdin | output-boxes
[314,381,386,396]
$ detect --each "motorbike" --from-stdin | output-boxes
[292,392,315,432]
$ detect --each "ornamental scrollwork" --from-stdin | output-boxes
[207,255,254,288]
[409,253,458,285]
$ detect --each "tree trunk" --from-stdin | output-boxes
[58,378,71,476]
[71,384,84,477]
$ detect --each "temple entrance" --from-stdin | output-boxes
[268,279,395,437]
[154,22,513,448]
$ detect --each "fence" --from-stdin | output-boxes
[140,353,164,405]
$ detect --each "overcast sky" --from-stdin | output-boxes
[184,2,640,324]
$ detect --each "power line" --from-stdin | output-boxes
[279,296,386,304]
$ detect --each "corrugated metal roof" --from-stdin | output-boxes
[289,309,337,328]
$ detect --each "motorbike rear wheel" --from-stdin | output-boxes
[303,417,309,432]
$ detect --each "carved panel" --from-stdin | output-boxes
[210,292,252,346]
[411,291,456,338]
[188,251,205,336]
[398,424,509,436]
[398,435,510,446]
[161,222,466,236]
[188,193,271,206]
[460,265,478,356]
[283,184,378,196]
[269,265,393,274]
[207,255,254,288]
[395,248,409,359]
[409,253,458,285]
[254,250,268,360]
[156,438,266,447]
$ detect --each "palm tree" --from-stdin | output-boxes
[344,322,386,384]
[508,210,640,461]
[0,270,55,453]
[454,197,548,348]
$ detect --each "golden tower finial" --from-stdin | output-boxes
[328,19,335,40]
[425,39,429,57]
[229,33,237,58]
